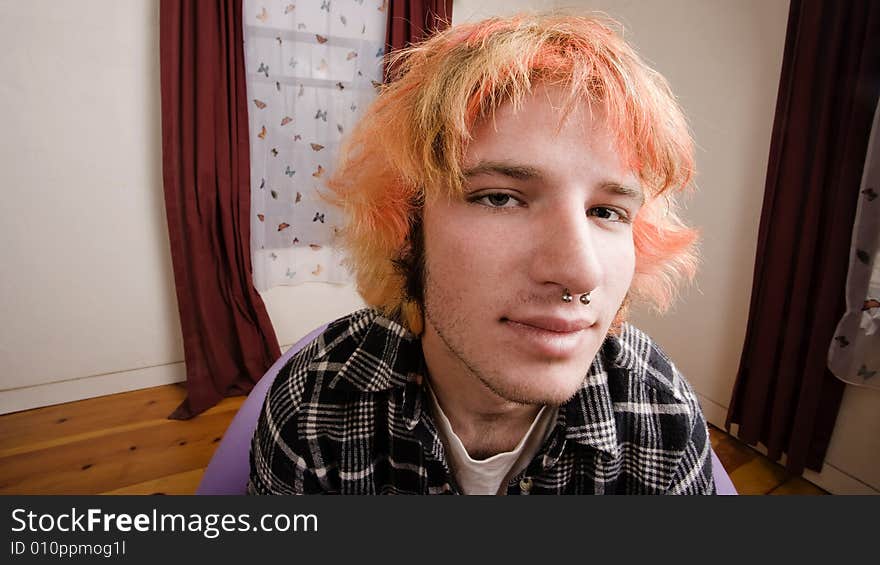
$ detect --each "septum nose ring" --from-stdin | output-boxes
[562,289,591,305]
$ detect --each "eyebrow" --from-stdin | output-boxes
[463,160,645,206]
[463,161,542,181]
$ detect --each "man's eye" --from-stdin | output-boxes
[588,207,627,222]
[474,193,520,208]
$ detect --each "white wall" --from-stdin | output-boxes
[0,0,362,414]
[456,0,880,493]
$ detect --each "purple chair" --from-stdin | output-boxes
[197,324,737,495]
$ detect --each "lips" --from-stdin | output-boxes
[503,315,594,333]
[500,315,596,358]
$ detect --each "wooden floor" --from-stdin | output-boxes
[0,384,827,495]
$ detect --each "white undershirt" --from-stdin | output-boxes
[426,383,558,495]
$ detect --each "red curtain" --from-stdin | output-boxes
[384,0,453,82]
[159,0,280,419]
[727,0,880,474]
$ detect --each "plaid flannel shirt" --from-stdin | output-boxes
[248,309,715,495]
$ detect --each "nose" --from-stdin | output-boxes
[528,203,603,297]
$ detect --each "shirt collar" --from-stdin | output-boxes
[319,309,627,457]
[321,309,422,393]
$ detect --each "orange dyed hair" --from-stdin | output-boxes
[327,13,698,334]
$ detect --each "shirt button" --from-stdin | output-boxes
[519,477,533,494]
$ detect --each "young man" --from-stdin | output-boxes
[248,13,715,494]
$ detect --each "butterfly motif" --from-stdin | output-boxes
[340,15,347,25]
[834,335,850,347]
[312,165,325,178]
[337,124,344,133]
[863,187,877,201]
[275,81,281,91]
[294,134,302,141]
[297,23,306,30]
[298,84,305,97]
[320,0,331,12]
[336,82,345,90]
[857,365,877,380]
[271,147,279,157]
[312,264,323,276]
[280,116,293,126]
[259,178,265,189]
[293,237,300,244]
[278,222,291,232]
[284,166,295,177]
[270,190,279,199]
[269,252,278,260]
[347,51,358,61]
[314,109,327,122]
[289,58,298,69]
[253,99,267,109]
[313,212,325,223]
[376,46,384,58]
[309,244,323,250]
[357,70,363,76]
[295,192,302,203]
[284,4,295,14]
[863,299,880,311]
[258,125,267,139]
[316,34,328,44]
[285,267,296,279]
[257,62,269,77]
[256,6,269,22]
[350,103,357,112]
[257,214,265,222]
[317,58,328,71]
[310,143,325,151]
[361,24,366,34]
[276,36,282,46]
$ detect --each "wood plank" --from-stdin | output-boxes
[0,394,243,459]
[728,457,790,495]
[769,476,828,495]
[710,432,760,474]
[0,409,237,494]
[101,469,205,495]
[0,385,189,449]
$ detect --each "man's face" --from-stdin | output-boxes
[420,85,643,406]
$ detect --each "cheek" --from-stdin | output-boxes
[423,209,518,281]
[598,233,637,293]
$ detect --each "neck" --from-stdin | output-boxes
[422,326,542,457]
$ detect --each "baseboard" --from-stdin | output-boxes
[0,362,186,415]
[696,392,730,431]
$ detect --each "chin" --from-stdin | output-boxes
[478,366,589,407]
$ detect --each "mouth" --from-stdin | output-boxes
[500,316,595,357]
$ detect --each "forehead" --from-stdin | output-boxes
[463,85,636,185]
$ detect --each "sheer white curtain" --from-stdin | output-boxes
[829,99,880,389]
[243,0,386,290]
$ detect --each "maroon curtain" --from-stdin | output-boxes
[727,0,880,474]
[384,0,453,82]
[159,0,281,419]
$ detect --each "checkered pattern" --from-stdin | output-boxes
[248,309,715,495]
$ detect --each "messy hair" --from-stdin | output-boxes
[327,13,698,335]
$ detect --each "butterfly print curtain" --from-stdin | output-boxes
[244,0,387,290]
[828,101,880,390]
